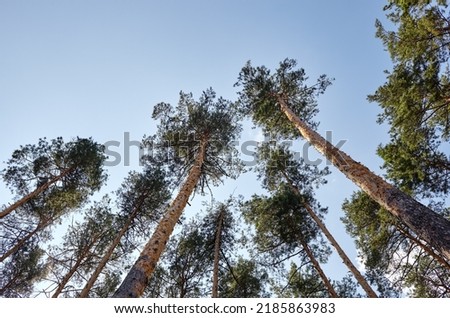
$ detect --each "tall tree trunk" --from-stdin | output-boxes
[300,240,338,298]
[281,170,378,297]
[0,167,75,219]
[0,218,52,263]
[113,138,208,298]
[78,194,149,298]
[277,97,450,262]
[303,201,378,298]
[52,235,100,298]
[212,207,225,298]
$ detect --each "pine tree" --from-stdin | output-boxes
[113,89,242,297]
[0,137,107,263]
[219,258,269,298]
[144,219,212,297]
[1,137,106,218]
[79,164,170,297]
[44,197,116,298]
[370,0,450,198]
[256,142,377,297]
[235,58,450,261]
[143,199,239,298]
[277,262,328,297]
[0,239,48,297]
[242,185,337,297]
[342,190,450,297]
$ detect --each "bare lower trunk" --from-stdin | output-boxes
[281,170,377,297]
[278,97,450,262]
[303,202,377,297]
[0,167,75,219]
[212,207,225,298]
[112,138,208,298]
[300,240,338,298]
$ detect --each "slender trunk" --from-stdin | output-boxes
[300,240,338,298]
[277,97,450,262]
[212,207,225,298]
[281,170,378,297]
[52,256,86,298]
[78,194,149,298]
[0,167,75,219]
[303,202,378,298]
[0,218,52,263]
[52,236,99,298]
[113,138,208,298]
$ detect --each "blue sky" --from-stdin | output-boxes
[0,0,393,292]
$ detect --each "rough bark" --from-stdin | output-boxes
[277,97,450,262]
[212,207,225,298]
[0,167,75,219]
[300,240,338,298]
[112,138,208,298]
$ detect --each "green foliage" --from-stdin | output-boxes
[89,270,122,298]
[144,219,212,297]
[79,165,171,298]
[341,191,401,271]
[220,258,269,298]
[0,240,49,297]
[145,88,242,194]
[376,136,450,196]
[115,164,171,238]
[255,141,329,201]
[371,1,450,197]
[43,197,117,297]
[333,274,362,298]
[341,190,450,297]
[341,191,404,296]
[276,265,360,298]
[235,58,332,138]
[0,137,107,297]
[402,249,450,297]
[199,199,237,259]
[2,137,106,200]
[242,184,329,267]
[144,198,241,298]
[276,262,329,297]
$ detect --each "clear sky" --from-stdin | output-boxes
[0,0,393,291]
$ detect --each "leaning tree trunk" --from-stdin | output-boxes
[212,207,225,298]
[78,194,149,298]
[300,239,338,298]
[282,172,378,297]
[0,167,75,219]
[277,96,450,262]
[52,235,99,298]
[302,201,378,298]
[0,217,52,263]
[113,138,208,298]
